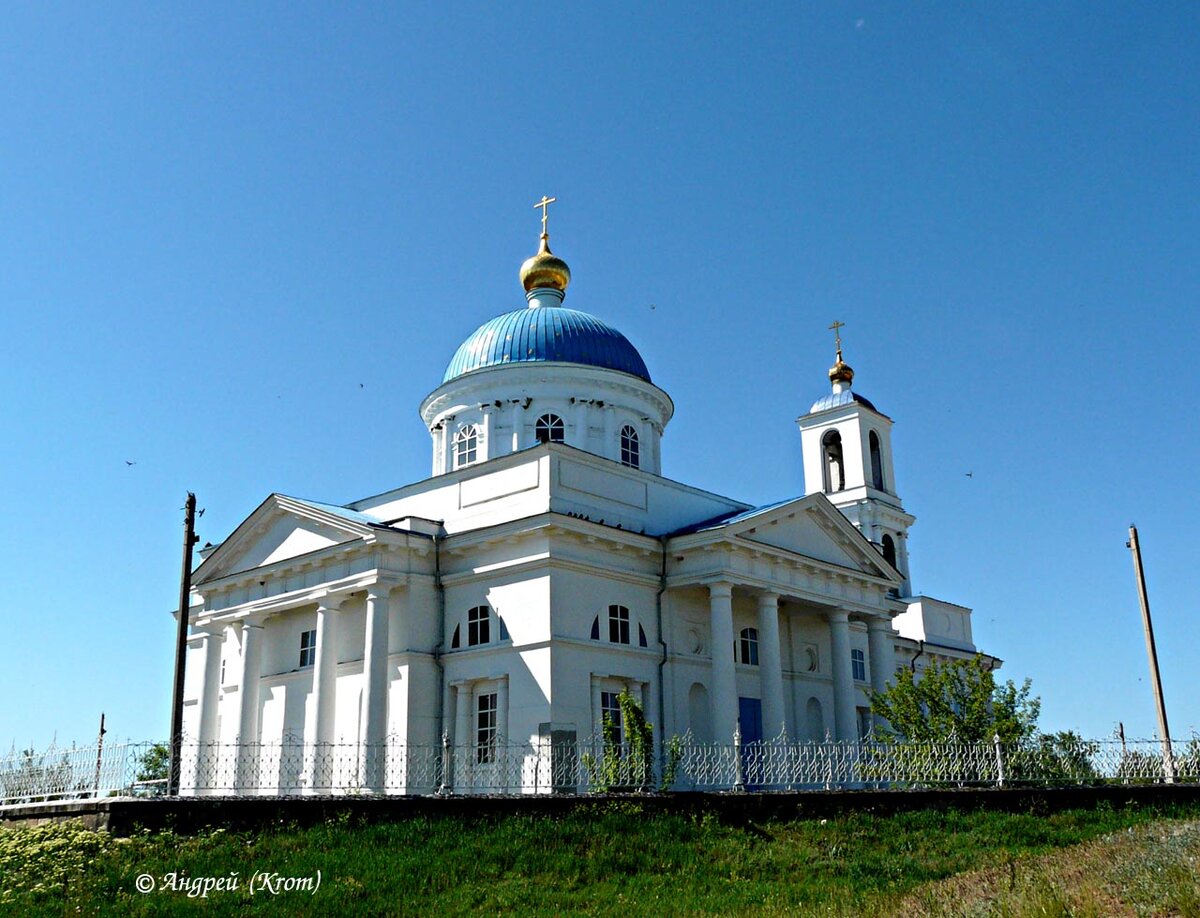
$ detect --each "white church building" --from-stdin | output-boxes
[180,206,990,794]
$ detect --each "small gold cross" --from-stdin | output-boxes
[828,320,845,359]
[533,195,557,236]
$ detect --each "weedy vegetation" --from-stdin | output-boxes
[1,801,1197,915]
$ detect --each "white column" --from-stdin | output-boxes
[708,582,739,743]
[196,632,223,746]
[360,588,391,792]
[601,404,615,459]
[306,599,342,791]
[827,610,857,742]
[191,632,223,796]
[867,616,897,734]
[234,623,263,791]
[757,592,786,739]
[896,533,912,593]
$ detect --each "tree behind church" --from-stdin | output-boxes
[869,656,1040,744]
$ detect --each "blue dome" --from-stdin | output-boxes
[443,307,652,383]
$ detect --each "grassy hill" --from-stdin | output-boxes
[2,801,1197,915]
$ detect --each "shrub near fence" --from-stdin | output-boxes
[1,734,1196,805]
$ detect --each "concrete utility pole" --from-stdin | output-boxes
[1126,524,1176,783]
[167,493,199,796]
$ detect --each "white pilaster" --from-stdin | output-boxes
[591,676,603,736]
[479,405,494,461]
[442,425,454,474]
[827,610,857,742]
[708,582,739,742]
[510,401,525,452]
[757,592,786,739]
[601,404,615,460]
[573,399,590,450]
[360,589,391,792]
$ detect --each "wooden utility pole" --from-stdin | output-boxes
[1127,524,1176,783]
[167,493,199,796]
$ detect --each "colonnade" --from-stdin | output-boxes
[705,581,896,743]
[191,587,398,793]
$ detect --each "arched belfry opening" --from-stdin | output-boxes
[822,429,845,493]
[869,430,884,491]
[881,534,897,569]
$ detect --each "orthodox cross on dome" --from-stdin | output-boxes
[533,195,557,237]
[828,320,846,362]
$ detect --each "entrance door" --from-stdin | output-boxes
[738,697,764,788]
[738,698,763,744]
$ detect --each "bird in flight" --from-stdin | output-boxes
[964,472,973,478]
[125,460,136,466]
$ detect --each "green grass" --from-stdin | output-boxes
[2,801,1198,915]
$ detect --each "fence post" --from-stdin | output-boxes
[732,723,745,793]
[993,733,1006,788]
[437,732,452,795]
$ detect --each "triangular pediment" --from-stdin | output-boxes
[193,494,378,584]
[707,494,900,581]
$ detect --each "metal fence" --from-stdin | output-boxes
[2,733,1197,805]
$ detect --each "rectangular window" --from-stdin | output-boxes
[608,605,630,644]
[299,630,317,668]
[739,628,760,666]
[476,692,498,764]
[600,690,624,746]
[851,648,866,682]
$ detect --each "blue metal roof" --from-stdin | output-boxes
[285,496,383,527]
[442,306,652,384]
[809,389,880,414]
[669,497,793,536]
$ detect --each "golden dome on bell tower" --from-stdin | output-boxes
[827,319,855,385]
[519,195,571,296]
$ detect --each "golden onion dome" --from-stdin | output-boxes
[828,357,855,385]
[520,234,571,293]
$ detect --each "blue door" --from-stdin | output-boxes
[738,698,763,744]
[738,697,764,788]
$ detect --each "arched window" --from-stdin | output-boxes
[738,627,759,666]
[454,425,478,468]
[607,605,630,644]
[822,429,845,492]
[535,413,565,444]
[619,425,640,469]
[467,605,491,646]
[881,534,897,569]
[869,430,884,490]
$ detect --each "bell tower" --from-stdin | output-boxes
[797,323,916,595]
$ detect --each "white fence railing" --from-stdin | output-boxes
[2,733,1196,805]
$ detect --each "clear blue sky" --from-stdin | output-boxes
[2,3,1196,749]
